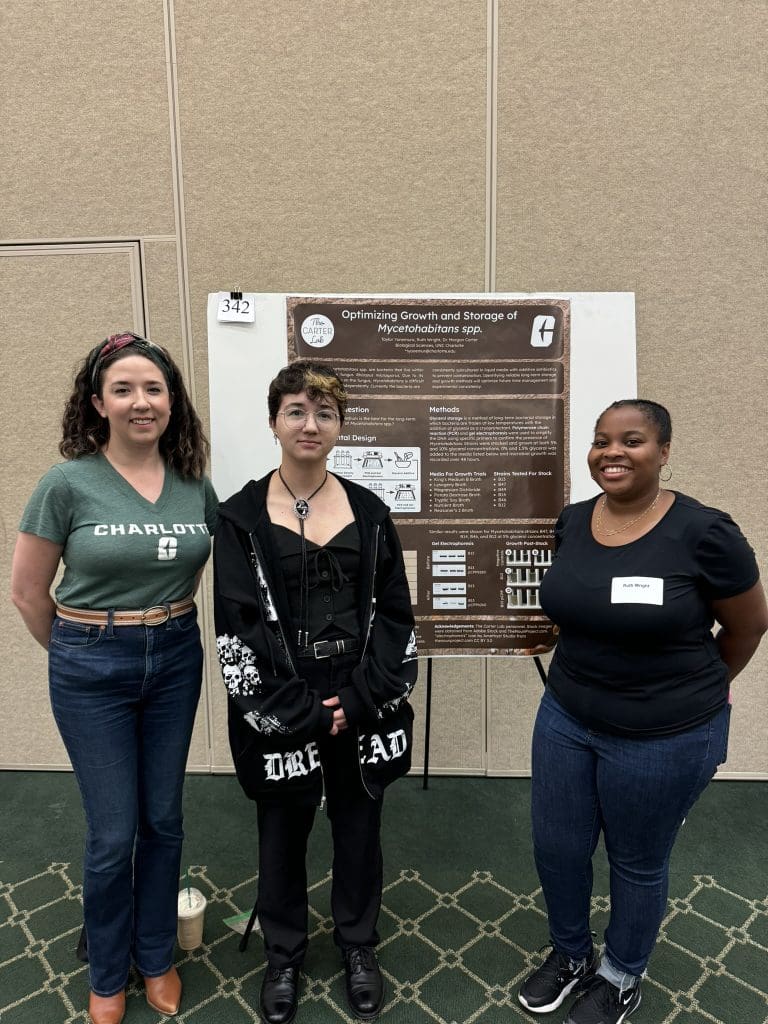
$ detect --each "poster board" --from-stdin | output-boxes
[208,292,636,655]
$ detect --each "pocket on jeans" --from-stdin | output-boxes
[716,704,732,766]
[50,618,104,648]
[169,610,199,633]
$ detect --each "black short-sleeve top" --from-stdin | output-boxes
[538,492,759,736]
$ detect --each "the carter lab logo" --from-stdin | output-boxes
[158,537,177,560]
[300,314,334,348]
[531,314,556,347]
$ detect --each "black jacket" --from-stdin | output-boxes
[214,472,418,801]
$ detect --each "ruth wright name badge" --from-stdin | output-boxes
[610,576,664,605]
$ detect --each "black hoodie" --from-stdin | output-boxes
[214,471,418,801]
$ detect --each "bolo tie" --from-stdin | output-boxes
[278,468,329,648]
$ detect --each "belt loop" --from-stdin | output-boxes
[163,601,172,630]
[106,608,115,637]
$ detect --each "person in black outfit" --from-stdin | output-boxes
[518,400,768,1024]
[213,361,417,1024]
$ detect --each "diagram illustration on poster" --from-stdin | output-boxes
[330,444,421,512]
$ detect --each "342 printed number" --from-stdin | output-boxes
[217,293,255,322]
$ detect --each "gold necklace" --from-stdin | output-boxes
[596,490,662,536]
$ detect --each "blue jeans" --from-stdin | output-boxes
[48,610,203,996]
[531,689,729,977]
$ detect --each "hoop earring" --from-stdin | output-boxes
[273,434,279,445]
[660,465,672,482]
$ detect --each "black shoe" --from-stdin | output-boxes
[518,945,597,1014]
[564,975,641,1024]
[260,965,300,1024]
[343,946,384,1020]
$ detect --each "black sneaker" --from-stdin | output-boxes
[518,946,597,1013]
[564,975,641,1024]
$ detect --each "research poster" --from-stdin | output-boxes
[208,292,636,657]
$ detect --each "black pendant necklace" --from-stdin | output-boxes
[278,468,328,520]
[277,468,329,649]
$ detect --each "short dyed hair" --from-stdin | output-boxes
[268,361,347,424]
[597,399,672,445]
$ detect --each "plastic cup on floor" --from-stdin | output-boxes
[177,887,206,950]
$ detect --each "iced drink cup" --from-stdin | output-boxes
[177,887,206,950]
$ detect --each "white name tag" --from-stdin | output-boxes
[610,577,664,605]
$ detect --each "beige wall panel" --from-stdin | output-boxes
[412,658,485,775]
[494,1,767,775]
[205,583,231,768]
[174,0,489,772]
[2,1,175,239]
[209,646,232,771]
[486,656,549,775]
[143,241,183,354]
[640,308,767,777]
[173,0,487,356]
[495,1,765,290]
[0,251,139,768]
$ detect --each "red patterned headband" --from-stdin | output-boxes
[89,333,174,394]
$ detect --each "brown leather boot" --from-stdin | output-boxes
[143,965,182,1015]
[88,990,125,1024]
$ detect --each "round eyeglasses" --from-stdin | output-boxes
[281,407,340,429]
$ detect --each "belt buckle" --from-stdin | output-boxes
[313,639,346,658]
[142,605,170,626]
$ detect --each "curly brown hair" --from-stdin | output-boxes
[60,336,210,479]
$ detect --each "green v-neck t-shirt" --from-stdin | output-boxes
[20,454,218,610]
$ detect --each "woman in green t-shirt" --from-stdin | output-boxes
[11,333,217,1024]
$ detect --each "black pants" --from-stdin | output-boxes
[255,652,383,968]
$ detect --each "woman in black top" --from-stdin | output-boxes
[518,400,767,1024]
[213,361,417,1024]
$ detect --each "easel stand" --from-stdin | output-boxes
[239,902,260,952]
[421,654,547,790]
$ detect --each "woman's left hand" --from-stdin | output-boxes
[322,695,348,735]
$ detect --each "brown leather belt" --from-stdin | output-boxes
[55,596,195,627]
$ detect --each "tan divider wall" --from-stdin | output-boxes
[1,2,175,240]
[1,1,765,777]
[0,250,143,767]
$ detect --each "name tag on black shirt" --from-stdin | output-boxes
[610,576,664,605]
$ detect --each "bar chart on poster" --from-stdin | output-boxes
[208,292,635,656]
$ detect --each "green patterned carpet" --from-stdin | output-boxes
[1,773,766,1024]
